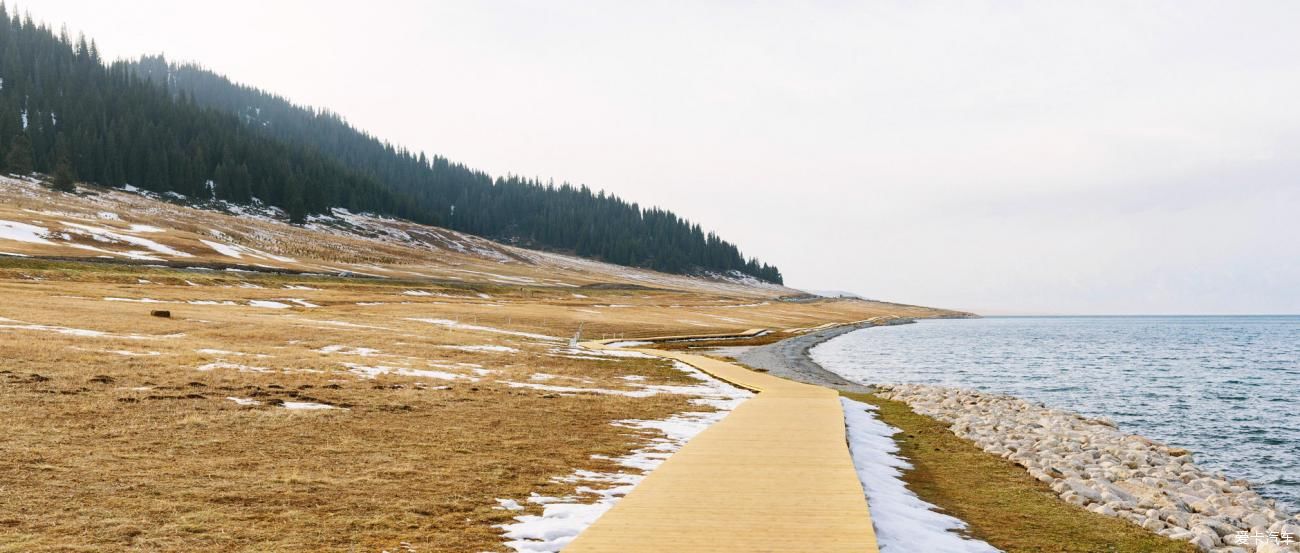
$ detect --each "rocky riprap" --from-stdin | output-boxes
[878,384,1300,553]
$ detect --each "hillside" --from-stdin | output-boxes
[0,7,782,282]
[128,56,783,283]
[0,176,789,297]
[0,173,962,551]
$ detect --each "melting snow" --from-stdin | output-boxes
[196,349,267,358]
[200,238,296,263]
[0,316,106,337]
[248,300,291,309]
[301,319,392,331]
[317,345,381,356]
[0,219,53,244]
[200,239,243,258]
[439,345,520,353]
[503,362,739,401]
[841,398,1000,552]
[497,360,751,552]
[0,316,185,340]
[495,499,525,511]
[62,221,193,258]
[108,350,161,357]
[407,318,562,342]
[281,401,338,410]
[196,361,271,373]
[227,397,260,406]
[344,362,477,381]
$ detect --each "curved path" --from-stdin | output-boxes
[565,334,880,552]
[732,322,879,393]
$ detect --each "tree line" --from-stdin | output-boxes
[0,6,782,283]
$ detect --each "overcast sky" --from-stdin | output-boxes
[22,1,1300,314]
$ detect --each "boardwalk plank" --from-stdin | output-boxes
[565,342,880,553]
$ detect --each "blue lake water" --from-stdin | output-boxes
[811,316,1300,510]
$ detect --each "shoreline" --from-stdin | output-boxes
[748,321,1300,552]
[731,319,915,393]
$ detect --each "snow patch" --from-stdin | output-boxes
[196,361,271,373]
[304,319,392,331]
[281,401,339,410]
[248,300,291,309]
[402,290,442,297]
[840,398,999,552]
[317,345,381,356]
[407,318,562,342]
[439,344,520,354]
[344,362,478,382]
[0,219,53,244]
[62,221,193,258]
[108,350,161,357]
[497,361,751,552]
[200,238,296,263]
[495,498,525,511]
[104,297,168,303]
[196,348,266,357]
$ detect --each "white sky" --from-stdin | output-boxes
[21,1,1300,314]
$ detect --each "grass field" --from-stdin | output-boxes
[0,176,971,551]
[845,392,1197,553]
[0,253,952,552]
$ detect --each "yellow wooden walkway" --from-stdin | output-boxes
[566,336,880,552]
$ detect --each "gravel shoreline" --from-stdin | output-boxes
[753,323,1300,553]
[732,320,910,393]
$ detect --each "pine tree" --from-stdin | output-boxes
[52,159,76,192]
[5,134,33,176]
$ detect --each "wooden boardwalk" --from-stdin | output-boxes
[566,338,879,552]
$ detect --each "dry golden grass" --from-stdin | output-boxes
[845,393,1197,553]
[0,256,951,552]
[0,176,849,300]
[0,177,968,551]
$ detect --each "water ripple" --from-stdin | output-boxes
[811,316,1300,510]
